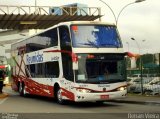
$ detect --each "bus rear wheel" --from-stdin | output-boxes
[19,82,27,97]
[19,82,23,96]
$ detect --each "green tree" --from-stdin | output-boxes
[136,54,155,66]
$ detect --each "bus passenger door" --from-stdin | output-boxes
[59,25,74,91]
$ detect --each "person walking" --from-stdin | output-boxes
[0,70,5,94]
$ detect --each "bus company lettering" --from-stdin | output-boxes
[98,84,110,87]
[26,52,43,64]
[51,56,59,61]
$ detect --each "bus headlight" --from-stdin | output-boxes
[76,89,91,93]
[117,86,127,91]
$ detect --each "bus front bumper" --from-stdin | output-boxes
[74,90,127,102]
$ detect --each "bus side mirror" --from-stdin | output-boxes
[73,62,78,70]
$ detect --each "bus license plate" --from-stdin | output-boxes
[100,95,109,99]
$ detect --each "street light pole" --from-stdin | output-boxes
[99,0,117,24]
[131,37,143,94]
[116,1,138,26]
[117,0,146,26]
[131,38,140,54]
[99,0,145,26]
[126,42,130,52]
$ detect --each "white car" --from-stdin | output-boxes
[144,80,160,95]
[128,78,154,93]
[127,74,151,84]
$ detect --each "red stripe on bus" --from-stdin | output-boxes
[61,88,75,101]
[74,84,127,93]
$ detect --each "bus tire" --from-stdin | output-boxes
[19,82,23,96]
[19,82,27,97]
[22,84,27,97]
[56,88,64,104]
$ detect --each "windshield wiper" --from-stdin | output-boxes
[87,40,99,48]
[78,40,99,48]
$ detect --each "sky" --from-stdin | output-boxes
[0,0,160,58]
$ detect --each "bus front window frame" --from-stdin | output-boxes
[70,24,122,48]
[75,53,126,84]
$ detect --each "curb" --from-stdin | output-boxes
[0,93,9,98]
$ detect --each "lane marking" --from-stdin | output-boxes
[0,97,8,105]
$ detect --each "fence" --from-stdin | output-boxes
[127,74,160,96]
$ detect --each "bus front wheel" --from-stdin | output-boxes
[56,88,64,104]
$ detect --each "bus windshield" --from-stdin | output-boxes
[71,25,122,48]
[75,54,126,84]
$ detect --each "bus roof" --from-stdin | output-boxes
[11,21,116,46]
[58,21,115,26]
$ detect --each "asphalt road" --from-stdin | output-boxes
[0,86,160,119]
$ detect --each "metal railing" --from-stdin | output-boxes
[0,5,101,16]
[127,76,160,96]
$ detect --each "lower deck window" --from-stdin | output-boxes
[27,61,59,78]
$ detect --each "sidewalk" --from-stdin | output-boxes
[111,94,160,105]
[0,93,9,98]
[0,85,11,98]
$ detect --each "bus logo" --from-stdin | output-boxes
[26,52,43,64]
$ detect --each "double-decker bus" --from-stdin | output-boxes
[11,21,127,104]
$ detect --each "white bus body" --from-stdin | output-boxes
[11,21,127,103]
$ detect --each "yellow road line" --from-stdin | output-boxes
[0,97,8,105]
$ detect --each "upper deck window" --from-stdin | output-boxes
[26,28,58,53]
[71,25,122,48]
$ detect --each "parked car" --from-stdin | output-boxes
[127,74,141,86]
[144,80,160,95]
[128,78,154,93]
[128,74,151,80]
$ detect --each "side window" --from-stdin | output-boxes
[62,54,74,81]
[45,61,59,78]
[26,28,58,53]
[27,61,59,78]
[26,36,46,53]
[35,63,45,78]
[59,25,71,49]
[42,28,58,47]
[27,64,35,77]
[59,25,73,81]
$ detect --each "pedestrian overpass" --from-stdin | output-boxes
[0,5,102,52]
[0,5,101,30]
